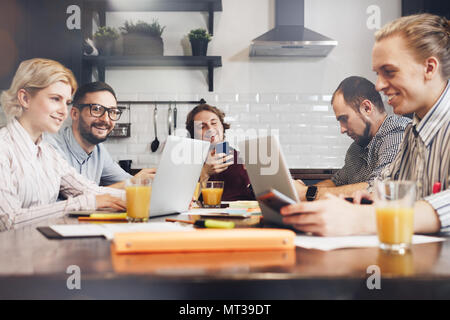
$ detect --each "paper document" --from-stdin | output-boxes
[295,234,445,251]
[50,224,105,238]
[50,222,193,240]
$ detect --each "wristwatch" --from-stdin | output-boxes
[306,186,318,201]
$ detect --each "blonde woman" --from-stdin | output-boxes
[0,58,126,231]
[280,13,449,236]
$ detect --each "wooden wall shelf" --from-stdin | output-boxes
[81,0,223,91]
[83,56,222,91]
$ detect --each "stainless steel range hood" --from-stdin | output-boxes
[250,0,337,57]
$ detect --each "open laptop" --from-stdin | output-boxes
[238,135,299,226]
[150,136,210,217]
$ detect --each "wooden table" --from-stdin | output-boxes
[1,215,450,300]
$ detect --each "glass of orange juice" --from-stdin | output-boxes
[201,181,224,208]
[125,177,152,222]
[374,180,416,253]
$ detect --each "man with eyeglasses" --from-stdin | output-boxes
[46,81,155,189]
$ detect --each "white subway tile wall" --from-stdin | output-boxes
[103,92,353,170]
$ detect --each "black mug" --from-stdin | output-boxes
[118,160,132,173]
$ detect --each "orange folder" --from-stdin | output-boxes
[111,247,296,273]
[113,228,296,254]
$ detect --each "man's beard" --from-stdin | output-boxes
[354,120,372,147]
[78,117,112,145]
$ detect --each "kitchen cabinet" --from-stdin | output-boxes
[81,0,223,91]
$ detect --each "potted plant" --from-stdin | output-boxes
[93,26,119,56]
[94,26,119,56]
[188,28,212,56]
[120,19,166,56]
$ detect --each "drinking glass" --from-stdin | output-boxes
[125,177,152,222]
[374,180,416,253]
[201,181,224,208]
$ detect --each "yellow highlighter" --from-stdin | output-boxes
[195,219,235,229]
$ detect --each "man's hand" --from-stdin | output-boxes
[96,194,127,211]
[351,189,374,204]
[134,168,157,180]
[294,179,308,201]
[107,168,156,189]
[280,193,376,236]
[204,152,233,176]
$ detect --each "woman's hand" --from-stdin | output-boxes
[96,194,127,211]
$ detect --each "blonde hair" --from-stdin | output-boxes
[0,58,78,119]
[375,13,450,79]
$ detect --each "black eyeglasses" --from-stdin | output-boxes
[76,104,122,121]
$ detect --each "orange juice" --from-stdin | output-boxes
[376,207,414,245]
[202,188,224,206]
[126,186,152,221]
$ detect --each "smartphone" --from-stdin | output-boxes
[257,189,296,213]
[215,141,234,164]
[215,141,230,155]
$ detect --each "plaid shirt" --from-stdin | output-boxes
[332,114,411,189]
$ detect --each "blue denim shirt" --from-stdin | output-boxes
[45,126,132,186]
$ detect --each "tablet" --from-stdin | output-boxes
[238,135,299,226]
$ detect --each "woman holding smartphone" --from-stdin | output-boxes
[0,58,126,231]
[186,103,255,201]
[280,13,449,236]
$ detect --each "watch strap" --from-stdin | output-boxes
[306,186,318,201]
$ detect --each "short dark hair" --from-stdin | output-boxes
[72,81,117,107]
[331,76,385,113]
[185,104,230,139]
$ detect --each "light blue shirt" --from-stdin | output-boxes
[46,126,132,186]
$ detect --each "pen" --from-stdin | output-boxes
[78,213,128,221]
[166,218,235,229]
